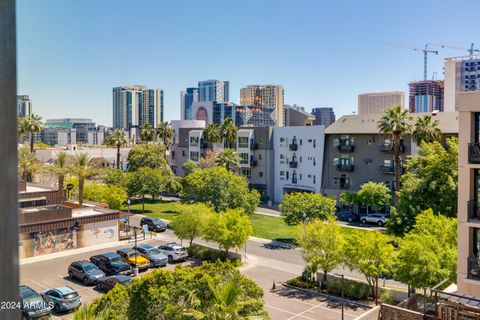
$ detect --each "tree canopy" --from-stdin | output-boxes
[356,182,391,214]
[280,192,336,225]
[127,167,166,211]
[171,204,214,247]
[126,144,168,172]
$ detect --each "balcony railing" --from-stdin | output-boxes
[469,143,480,164]
[337,163,354,172]
[468,201,480,221]
[380,165,405,175]
[380,144,405,153]
[292,177,298,184]
[337,141,354,152]
[289,142,298,151]
[468,256,480,281]
[289,161,298,168]
[339,183,350,190]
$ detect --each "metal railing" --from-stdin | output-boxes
[289,161,298,168]
[337,163,354,172]
[337,143,354,152]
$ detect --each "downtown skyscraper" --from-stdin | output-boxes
[197,80,229,102]
[112,86,164,130]
[240,85,284,126]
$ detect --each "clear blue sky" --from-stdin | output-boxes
[17,0,479,126]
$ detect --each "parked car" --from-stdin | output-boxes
[96,275,132,293]
[360,214,389,226]
[19,285,51,320]
[335,212,358,222]
[140,217,167,232]
[68,260,105,285]
[42,286,81,314]
[158,242,188,263]
[116,248,150,271]
[90,253,132,276]
[133,244,168,268]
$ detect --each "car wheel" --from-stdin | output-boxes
[83,277,89,286]
[54,304,60,314]
[168,255,173,263]
[378,221,384,227]
[348,217,353,222]
[361,219,367,224]
[68,271,74,279]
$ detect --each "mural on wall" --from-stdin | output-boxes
[79,220,118,247]
[32,228,77,256]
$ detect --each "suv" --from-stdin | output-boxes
[158,242,188,263]
[19,285,51,319]
[360,214,388,227]
[335,212,358,222]
[68,260,105,285]
[42,286,81,314]
[140,217,167,232]
[133,244,168,268]
[116,248,150,271]
[90,253,132,276]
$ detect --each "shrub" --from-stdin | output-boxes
[187,244,241,266]
[325,277,371,300]
[83,183,128,210]
[286,277,317,290]
[379,289,397,305]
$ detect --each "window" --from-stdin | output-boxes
[182,150,186,157]
[313,175,316,184]
[171,151,175,159]
[299,156,302,163]
[242,169,251,179]
[364,159,372,166]
[300,139,303,145]
[308,139,312,143]
[280,154,285,164]
[239,153,249,164]
[299,173,302,180]
[258,154,262,160]
[286,171,289,179]
[238,136,249,148]
[259,171,263,178]
[190,151,199,161]
[190,136,199,147]
[366,137,374,145]
[313,157,316,166]
[280,171,284,176]
[313,139,316,148]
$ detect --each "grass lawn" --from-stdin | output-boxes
[125,199,365,241]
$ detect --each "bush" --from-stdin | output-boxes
[379,289,397,305]
[83,182,128,210]
[187,244,241,266]
[325,277,371,300]
[286,277,317,290]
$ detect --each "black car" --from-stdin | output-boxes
[335,212,358,222]
[140,217,167,232]
[68,260,106,285]
[96,275,132,293]
[19,285,51,319]
[90,253,132,276]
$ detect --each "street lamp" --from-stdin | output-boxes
[335,273,345,320]
[133,227,139,277]
[127,199,131,231]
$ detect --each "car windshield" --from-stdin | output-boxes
[128,252,140,258]
[83,263,97,272]
[152,219,163,225]
[23,295,44,307]
[62,292,79,300]
[146,248,161,255]
[110,256,122,263]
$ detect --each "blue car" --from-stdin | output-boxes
[42,286,81,314]
[335,212,358,222]
[133,244,168,267]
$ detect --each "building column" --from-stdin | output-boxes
[0,0,20,318]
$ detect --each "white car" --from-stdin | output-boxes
[158,242,188,263]
[360,214,388,227]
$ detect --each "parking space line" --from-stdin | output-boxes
[265,305,316,320]
[31,280,49,289]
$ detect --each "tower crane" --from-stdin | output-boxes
[431,43,480,57]
[383,42,438,80]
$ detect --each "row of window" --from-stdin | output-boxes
[333,158,398,167]
[279,171,317,184]
[241,169,264,179]
[279,154,316,165]
[279,137,317,148]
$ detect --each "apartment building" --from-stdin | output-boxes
[322,112,458,198]
[357,91,405,114]
[273,126,325,202]
[240,85,284,126]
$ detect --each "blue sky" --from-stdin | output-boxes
[17,0,479,126]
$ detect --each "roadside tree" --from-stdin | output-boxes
[171,204,214,247]
[356,181,391,215]
[280,192,336,225]
[127,167,165,212]
[126,144,168,172]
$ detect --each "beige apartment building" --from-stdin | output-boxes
[240,85,284,126]
[357,91,405,114]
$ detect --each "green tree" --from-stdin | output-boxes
[339,192,357,211]
[23,113,43,152]
[343,230,395,303]
[156,121,174,146]
[47,152,69,202]
[18,147,41,182]
[69,153,99,206]
[104,129,128,169]
[377,105,412,202]
[203,123,223,148]
[182,166,260,215]
[296,216,345,288]
[84,183,128,210]
[104,168,129,189]
[280,192,336,225]
[183,159,199,176]
[389,138,458,235]
[17,116,29,143]
[356,182,391,214]
[221,117,238,148]
[204,209,253,256]
[412,115,442,145]
[140,123,156,143]
[218,148,241,170]
[171,204,214,247]
[127,167,165,211]
[126,144,168,171]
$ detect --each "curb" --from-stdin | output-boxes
[281,282,373,309]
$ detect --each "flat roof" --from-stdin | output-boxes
[24,184,57,193]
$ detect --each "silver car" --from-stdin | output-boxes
[158,242,188,263]
[42,286,81,314]
[360,214,389,226]
[133,244,168,267]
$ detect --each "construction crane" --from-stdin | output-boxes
[431,43,480,57]
[383,42,438,80]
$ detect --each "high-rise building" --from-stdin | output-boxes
[180,87,198,120]
[112,86,164,130]
[284,104,315,126]
[240,85,284,126]
[43,118,96,144]
[17,95,32,117]
[358,91,405,114]
[198,80,229,102]
[311,107,335,127]
[408,80,444,113]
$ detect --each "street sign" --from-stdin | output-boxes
[142,224,148,233]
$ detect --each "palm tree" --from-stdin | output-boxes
[412,115,441,145]
[104,129,127,169]
[24,114,43,152]
[69,153,98,207]
[17,116,29,144]
[140,123,156,143]
[203,123,222,149]
[221,118,238,148]
[156,121,174,146]
[378,105,412,201]
[48,152,69,202]
[18,147,40,182]
[218,148,240,170]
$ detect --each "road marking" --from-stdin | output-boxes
[31,280,49,289]
[265,305,316,320]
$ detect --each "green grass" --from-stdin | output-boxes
[125,199,366,241]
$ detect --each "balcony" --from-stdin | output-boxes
[337,163,354,172]
[250,141,258,150]
[292,177,298,184]
[289,142,298,151]
[250,156,258,167]
[467,256,480,281]
[289,161,298,168]
[339,183,350,190]
[468,201,480,222]
[380,143,405,153]
[380,165,405,175]
[469,143,480,164]
[337,140,354,152]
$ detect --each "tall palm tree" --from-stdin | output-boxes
[218,148,240,170]
[17,116,29,144]
[69,153,98,207]
[48,152,69,202]
[378,105,412,201]
[156,121,174,146]
[412,115,441,145]
[24,114,43,152]
[18,147,40,182]
[221,118,238,148]
[203,123,222,149]
[104,129,127,169]
[140,123,156,143]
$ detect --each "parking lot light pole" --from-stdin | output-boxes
[127,199,131,230]
[335,273,345,320]
[133,228,138,277]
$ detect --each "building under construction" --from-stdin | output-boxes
[409,80,444,113]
